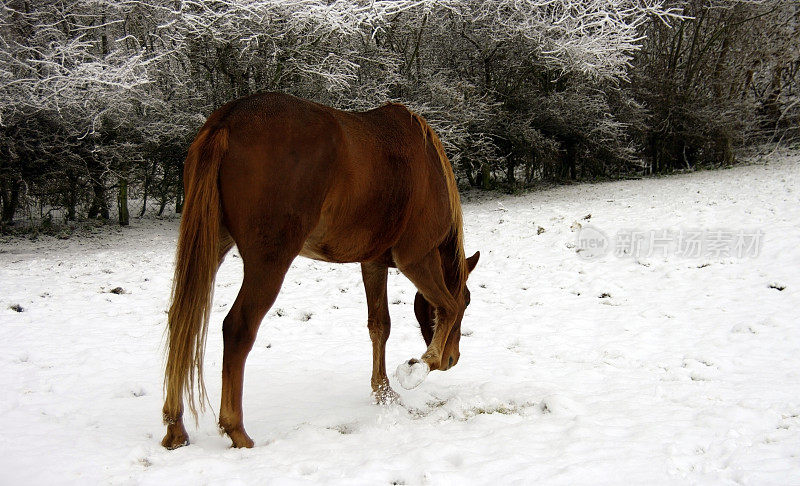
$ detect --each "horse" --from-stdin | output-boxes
[161,92,480,449]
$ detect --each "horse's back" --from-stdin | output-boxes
[212,92,446,263]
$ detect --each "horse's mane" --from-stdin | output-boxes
[411,112,467,297]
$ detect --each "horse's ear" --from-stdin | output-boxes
[466,251,480,273]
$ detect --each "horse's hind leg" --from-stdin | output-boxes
[161,404,189,449]
[218,252,293,448]
[361,262,399,404]
[161,227,236,449]
[219,226,235,258]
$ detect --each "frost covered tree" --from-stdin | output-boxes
[0,0,797,228]
[631,0,800,171]
[0,0,152,224]
[337,0,680,185]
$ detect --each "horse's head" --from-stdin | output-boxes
[414,250,480,371]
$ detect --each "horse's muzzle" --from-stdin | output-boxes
[442,352,460,371]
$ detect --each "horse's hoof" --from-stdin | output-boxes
[228,429,255,448]
[372,382,400,404]
[161,431,189,450]
[395,358,430,390]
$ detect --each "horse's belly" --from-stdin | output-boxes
[298,240,336,262]
[297,182,407,263]
[298,221,388,264]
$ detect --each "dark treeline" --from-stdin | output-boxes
[1,0,798,229]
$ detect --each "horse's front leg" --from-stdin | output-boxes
[361,262,399,404]
[394,248,460,389]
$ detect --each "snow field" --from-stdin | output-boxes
[1,150,799,484]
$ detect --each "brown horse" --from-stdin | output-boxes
[161,92,480,449]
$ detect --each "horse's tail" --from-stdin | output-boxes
[164,124,229,423]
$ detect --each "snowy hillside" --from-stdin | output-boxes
[2,150,799,485]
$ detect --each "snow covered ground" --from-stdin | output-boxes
[2,150,799,485]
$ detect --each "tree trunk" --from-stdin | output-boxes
[88,179,109,219]
[139,182,148,218]
[565,141,577,181]
[157,197,168,217]
[480,162,492,190]
[157,159,171,216]
[175,165,184,213]
[86,153,109,219]
[763,67,783,140]
[65,172,78,222]
[506,156,516,184]
[118,178,129,226]
[139,159,157,218]
[175,188,183,214]
[715,132,735,166]
[0,177,20,226]
[66,200,76,221]
[465,162,477,187]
